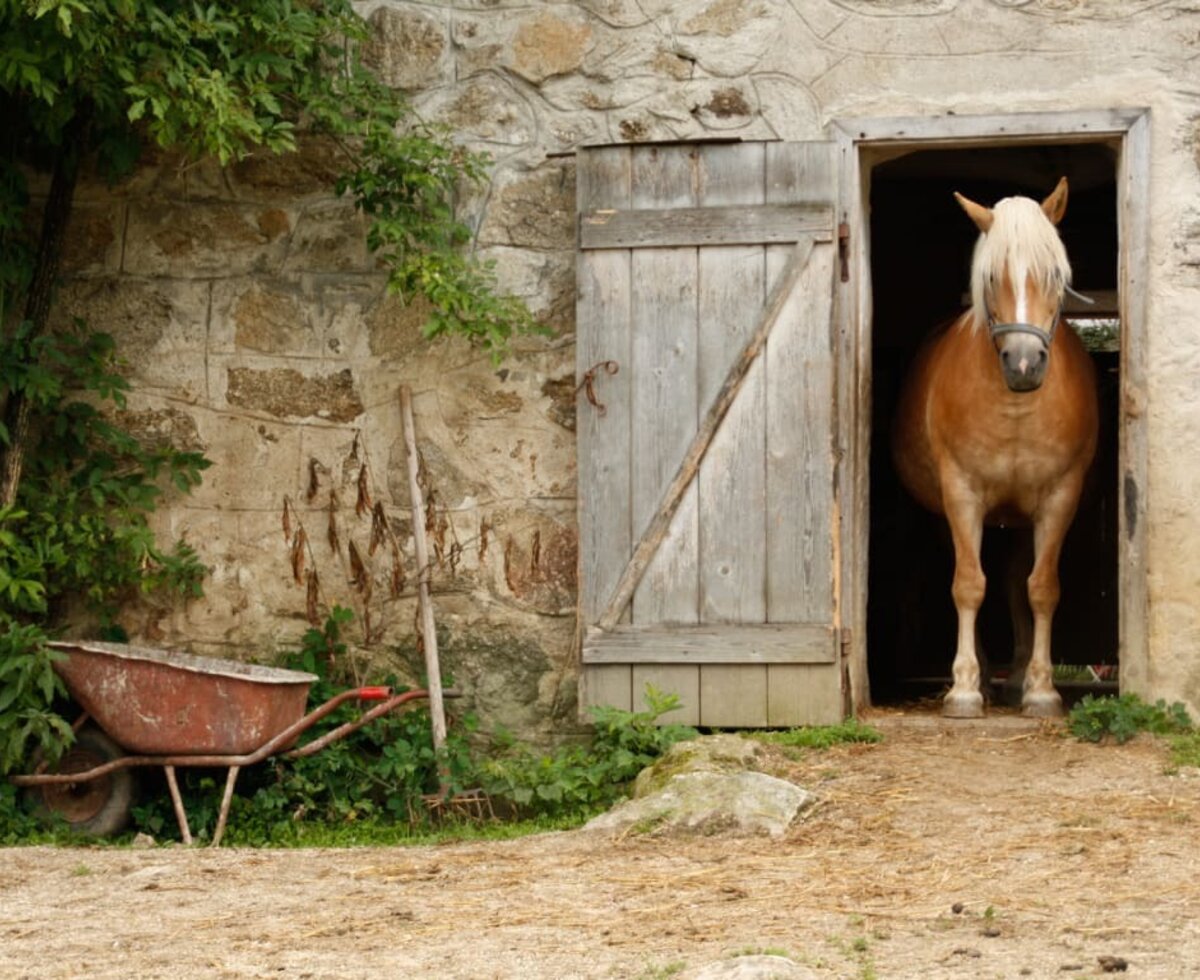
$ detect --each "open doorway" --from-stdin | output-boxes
[865,143,1121,706]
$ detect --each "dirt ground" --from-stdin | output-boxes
[3,710,1200,980]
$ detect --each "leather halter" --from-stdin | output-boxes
[985,284,1089,347]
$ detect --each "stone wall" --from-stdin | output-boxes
[52,0,1200,732]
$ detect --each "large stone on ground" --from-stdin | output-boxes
[585,735,813,838]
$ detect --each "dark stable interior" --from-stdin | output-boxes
[867,144,1120,706]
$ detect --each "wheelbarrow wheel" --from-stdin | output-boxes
[27,727,134,837]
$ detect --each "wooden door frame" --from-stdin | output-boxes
[829,108,1151,713]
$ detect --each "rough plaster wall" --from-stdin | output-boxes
[53,0,1200,733]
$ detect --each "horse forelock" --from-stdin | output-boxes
[967,196,1072,331]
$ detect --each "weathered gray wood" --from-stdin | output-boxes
[700,665,767,728]
[577,146,634,624]
[629,144,700,626]
[580,203,834,250]
[601,236,816,632]
[1117,109,1150,698]
[833,122,872,714]
[400,386,446,751]
[831,108,1148,148]
[583,664,634,713]
[583,624,838,664]
[697,142,767,624]
[632,665,700,725]
[767,664,844,726]
[765,143,837,623]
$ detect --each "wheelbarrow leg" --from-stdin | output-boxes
[211,766,240,848]
[164,766,193,846]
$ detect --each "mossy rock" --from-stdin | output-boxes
[633,734,765,798]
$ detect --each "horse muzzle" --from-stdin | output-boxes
[993,323,1052,392]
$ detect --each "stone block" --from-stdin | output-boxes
[478,166,576,250]
[51,278,210,398]
[224,364,366,423]
[124,201,294,277]
[361,5,450,90]
[281,202,373,274]
[185,414,304,511]
[61,203,124,276]
[210,279,322,357]
[229,137,346,200]
[415,76,536,146]
[510,11,593,84]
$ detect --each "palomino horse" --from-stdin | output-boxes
[892,178,1098,718]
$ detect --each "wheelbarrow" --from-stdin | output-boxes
[10,641,449,846]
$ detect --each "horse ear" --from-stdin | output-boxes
[1041,177,1069,225]
[954,192,994,233]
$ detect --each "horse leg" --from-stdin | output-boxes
[1022,485,1082,718]
[942,482,987,719]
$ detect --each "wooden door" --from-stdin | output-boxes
[576,140,844,727]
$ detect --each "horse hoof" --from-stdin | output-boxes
[1022,692,1064,718]
[942,692,985,719]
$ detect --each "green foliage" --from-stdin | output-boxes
[746,719,884,750]
[0,318,210,773]
[1067,693,1193,745]
[479,686,698,818]
[0,623,71,774]
[0,0,539,355]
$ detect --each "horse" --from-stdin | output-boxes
[891,177,1099,718]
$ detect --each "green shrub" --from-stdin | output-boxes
[478,686,698,819]
[1067,693,1192,744]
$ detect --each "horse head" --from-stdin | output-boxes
[955,177,1071,393]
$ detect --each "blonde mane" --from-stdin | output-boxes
[968,195,1071,331]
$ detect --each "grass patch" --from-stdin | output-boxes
[747,719,883,750]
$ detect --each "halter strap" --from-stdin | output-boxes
[989,320,1056,346]
[986,298,1063,347]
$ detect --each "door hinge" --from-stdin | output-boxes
[837,221,851,283]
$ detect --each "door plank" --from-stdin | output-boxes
[583,623,837,664]
[577,146,634,624]
[700,664,768,728]
[765,143,837,623]
[580,203,833,249]
[698,143,768,625]
[630,145,701,626]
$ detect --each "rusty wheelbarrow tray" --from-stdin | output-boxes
[10,641,446,846]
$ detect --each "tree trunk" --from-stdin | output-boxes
[0,111,89,509]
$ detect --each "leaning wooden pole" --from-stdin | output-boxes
[400,386,447,751]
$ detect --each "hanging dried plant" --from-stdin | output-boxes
[281,497,292,544]
[368,501,387,556]
[389,539,406,598]
[478,519,491,563]
[305,569,321,626]
[448,540,462,576]
[306,458,322,502]
[355,463,372,517]
[290,528,308,585]
[327,491,341,556]
[350,431,361,463]
[530,528,542,572]
[348,539,368,591]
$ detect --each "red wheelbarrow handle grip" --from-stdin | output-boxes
[356,686,392,701]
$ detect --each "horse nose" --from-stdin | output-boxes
[1000,340,1049,392]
